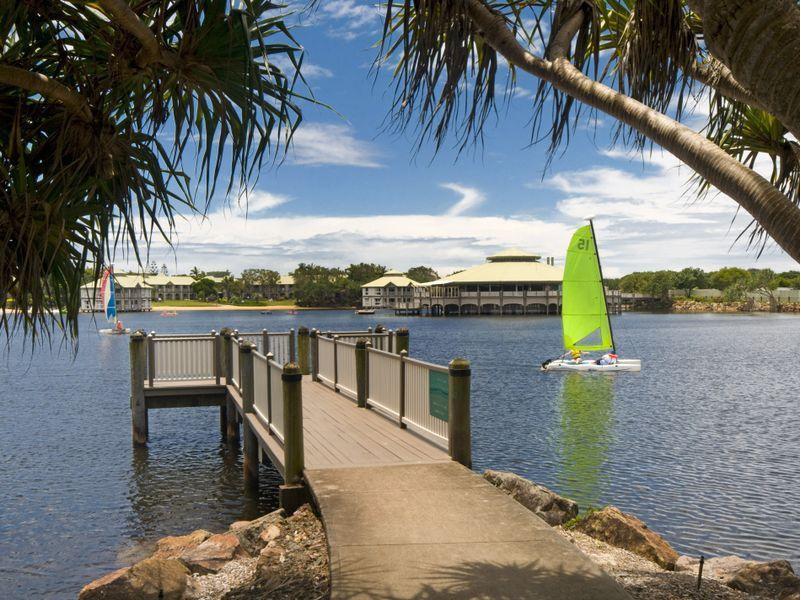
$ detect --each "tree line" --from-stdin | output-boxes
[188,264,440,306]
[605,268,800,302]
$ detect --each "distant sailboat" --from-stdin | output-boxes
[99,267,130,335]
[542,221,640,372]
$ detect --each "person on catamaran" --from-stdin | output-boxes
[569,348,583,363]
[597,352,618,366]
[115,320,124,333]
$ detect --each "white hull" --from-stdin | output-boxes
[543,359,641,372]
[99,328,131,335]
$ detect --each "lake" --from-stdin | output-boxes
[0,310,798,597]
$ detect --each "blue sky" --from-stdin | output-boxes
[131,1,797,278]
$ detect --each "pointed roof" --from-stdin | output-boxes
[424,249,561,285]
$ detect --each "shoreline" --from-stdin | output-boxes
[148,304,351,312]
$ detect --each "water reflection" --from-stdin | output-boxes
[556,373,615,512]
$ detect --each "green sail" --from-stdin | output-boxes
[561,224,613,351]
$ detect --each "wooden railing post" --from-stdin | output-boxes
[280,363,307,513]
[297,326,310,375]
[289,328,296,363]
[129,331,148,445]
[266,352,275,424]
[262,329,269,355]
[388,329,396,354]
[398,350,407,428]
[448,358,472,468]
[147,331,155,387]
[310,329,319,382]
[332,335,339,391]
[223,329,239,444]
[355,339,367,408]
[240,342,258,491]
[395,327,410,355]
[212,330,221,385]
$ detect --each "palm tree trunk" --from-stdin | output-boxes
[689,0,800,140]
[466,0,800,261]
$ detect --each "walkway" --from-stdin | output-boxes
[145,377,629,599]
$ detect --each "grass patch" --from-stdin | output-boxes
[563,505,604,530]
[153,299,296,308]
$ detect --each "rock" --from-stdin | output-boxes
[259,524,283,543]
[676,554,755,582]
[79,557,189,600]
[573,506,679,570]
[228,508,285,555]
[153,529,212,559]
[180,533,246,574]
[727,560,799,599]
[483,469,578,526]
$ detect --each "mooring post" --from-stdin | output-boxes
[297,326,310,375]
[240,342,258,491]
[355,339,367,408]
[129,331,148,445]
[310,329,319,382]
[398,350,408,428]
[697,556,705,590]
[147,331,155,387]
[280,363,307,513]
[395,327,409,355]
[448,357,472,468]
[222,330,239,444]
[289,328,296,363]
[212,330,221,386]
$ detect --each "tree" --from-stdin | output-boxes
[376,1,799,260]
[191,278,218,302]
[406,266,440,283]
[147,261,159,276]
[241,268,280,298]
[619,272,653,294]
[160,264,169,276]
[747,268,778,306]
[709,267,750,291]
[293,264,351,307]
[189,266,206,281]
[1,1,307,343]
[675,268,707,297]
[772,271,800,288]
[346,263,386,285]
[645,270,677,302]
[220,276,242,302]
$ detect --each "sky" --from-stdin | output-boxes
[123,1,798,278]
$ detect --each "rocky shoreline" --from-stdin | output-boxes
[81,472,798,599]
[79,505,328,600]
[484,470,800,600]
[670,299,799,313]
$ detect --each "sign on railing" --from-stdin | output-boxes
[403,358,449,443]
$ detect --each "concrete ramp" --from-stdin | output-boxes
[307,462,630,599]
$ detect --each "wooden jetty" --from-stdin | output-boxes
[128,326,630,599]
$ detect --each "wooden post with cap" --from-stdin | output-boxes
[395,327,410,355]
[297,326,310,375]
[448,357,472,468]
[279,363,307,513]
[240,342,258,491]
[130,331,148,445]
[355,338,367,408]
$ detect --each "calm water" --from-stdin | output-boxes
[0,311,798,597]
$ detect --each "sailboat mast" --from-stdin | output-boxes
[588,219,616,353]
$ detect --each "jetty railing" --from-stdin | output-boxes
[148,332,217,383]
[310,331,458,453]
[233,329,295,366]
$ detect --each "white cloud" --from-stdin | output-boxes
[319,0,382,39]
[234,190,290,215]
[442,183,486,216]
[289,123,382,168]
[268,54,333,79]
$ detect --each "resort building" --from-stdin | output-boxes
[275,275,295,298]
[140,274,224,301]
[361,270,420,308]
[80,275,153,312]
[414,249,566,316]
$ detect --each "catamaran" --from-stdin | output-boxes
[542,221,641,372]
[98,267,130,335]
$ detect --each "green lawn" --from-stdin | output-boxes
[153,299,296,307]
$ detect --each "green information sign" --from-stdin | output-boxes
[428,371,449,421]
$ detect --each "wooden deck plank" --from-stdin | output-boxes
[142,378,450,473]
